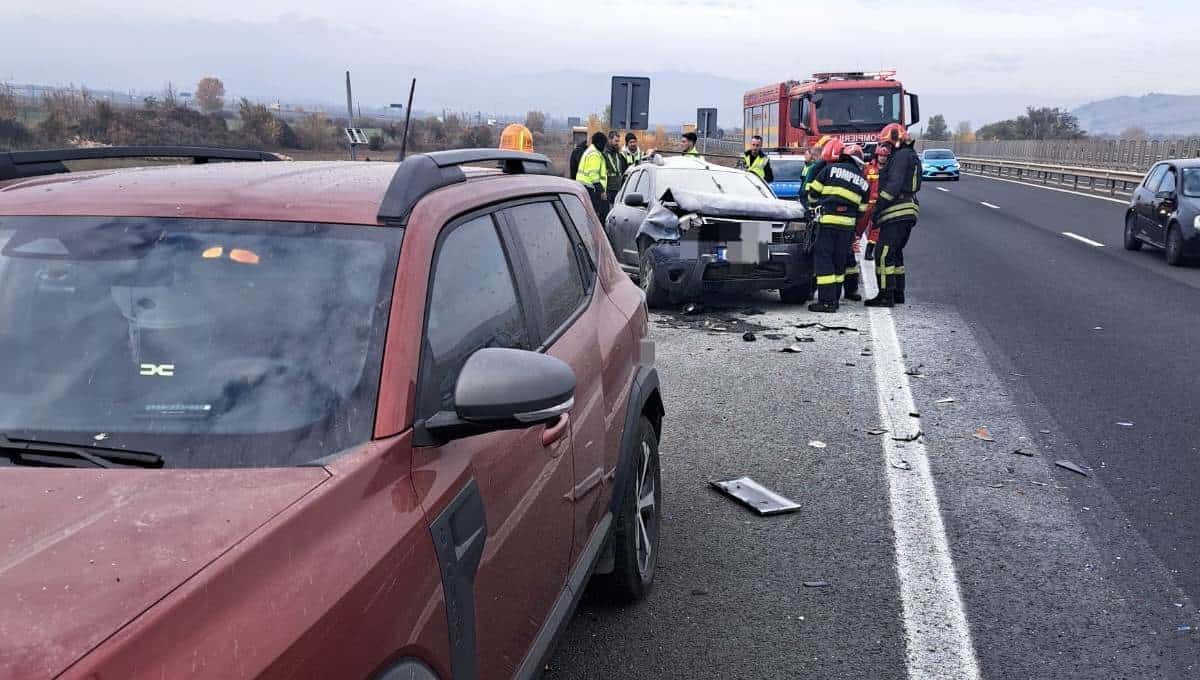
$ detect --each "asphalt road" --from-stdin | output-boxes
[547,173,1200,679]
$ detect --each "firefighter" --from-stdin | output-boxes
[863,143,890,261]
[800,135,833,206]
[866,123,921,307]
[741,135,774,182]
[681,131,703,159]
[868,127,919,301]
[604,131,627,198]
[842,144,870,302]
[621,132,643,166]
[576,131,611,220]
[805,138,870,313]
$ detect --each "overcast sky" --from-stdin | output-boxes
[3,1,1198,125]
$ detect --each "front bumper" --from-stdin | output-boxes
[645,240,813,303]
[923,167,960,179]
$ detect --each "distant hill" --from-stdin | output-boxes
[1071,94,1200,137]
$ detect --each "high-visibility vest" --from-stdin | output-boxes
[682,146,704,161]
[576,147,606,187]
[622,148,643,165]
[742,152,769,180]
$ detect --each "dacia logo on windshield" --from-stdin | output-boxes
[139,363,176,377]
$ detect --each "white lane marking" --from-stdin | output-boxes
[868,306,983,680]
[1062,231,1105,247]
[936,187,950,193]
[980,201,1000,210]
[964,171,1130,205]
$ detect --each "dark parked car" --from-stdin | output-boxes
[604,155,813,307]
[1124,158,1200,266]
[0,147,664,680]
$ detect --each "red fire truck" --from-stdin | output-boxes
[743,71,919,151]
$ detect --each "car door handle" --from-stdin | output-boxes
[542,413,570,447]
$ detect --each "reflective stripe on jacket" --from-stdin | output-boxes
[742,152,772,182]
[876,144,922,225]
[806,161,870,229]
[576,146,606,188]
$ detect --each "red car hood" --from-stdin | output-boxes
[0,467,329,678]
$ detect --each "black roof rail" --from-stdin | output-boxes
[376,149,553,224]
[0,146,282,181]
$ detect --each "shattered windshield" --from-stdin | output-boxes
[656,169,772,200]
[0,216,400,468]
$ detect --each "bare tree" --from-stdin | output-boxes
[954,121,975,142]
[196,77,226,114]
[524,110,546,133]
[162,82,178,109]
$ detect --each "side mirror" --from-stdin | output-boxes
[425,348,576,441]
[907,92,920,127]
[624,193,647,208]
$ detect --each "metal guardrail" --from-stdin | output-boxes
[919,137,1200,173]
[958,156,1144,197]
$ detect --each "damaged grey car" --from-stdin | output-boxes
[604,156,814,308]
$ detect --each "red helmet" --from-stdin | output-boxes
[875,143,892,158]
[878,123,909,146]
[820,138,845,163]
[845,144,864,161]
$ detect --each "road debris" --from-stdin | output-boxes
[781,344,806,353]
[802,580,830,588]
[1116,421,1134,428]
[1055,460,1089,476]
[891,460,912,471]
[742,332,757,342]
[796,322,860,333]
[683,302,704,315]
[742,307,765,316]
[93,433,109,441]
[844,362,856,367]
[1012,448,1035,457]
[892,430,923,442]
[908,411,920,418]
[905,364,925,377]
[936,397,956,404]
[974,427,995,442]
[764,333,786,341]
[1039,429,1052,434]
[867,428,889,436]
[794,336,815,343]
[988,483,1004,488]
[808,441,827,449]
[1093,326,1103,331]
[709,477,801,516]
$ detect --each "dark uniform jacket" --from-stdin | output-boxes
[806,160,870,229]
[875,143,922,225]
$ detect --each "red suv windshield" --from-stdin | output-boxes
[0,216,401,468]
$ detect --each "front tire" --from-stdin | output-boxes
[639,245,669,308]
[601,415,661,603]
[1166,224,1185,266]
[1123,213,1143,251]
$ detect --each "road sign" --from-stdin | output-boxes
[345,128,370,145]
[567,116,582,128]
[610,76,650,131]
[697,108,718,138]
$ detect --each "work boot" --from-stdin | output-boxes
[864,242,876,261]
[893,274,906,304]
[893,292,906,304]
[844,291,862,302]
[808,302,838,313]
[864,290,894,307]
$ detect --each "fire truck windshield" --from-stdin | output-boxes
[815,88,902,131]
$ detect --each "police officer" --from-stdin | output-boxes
[741,135,774,182]
[621,132,643,166]
[866,123,921,307]
[681,131,703,159]
[576,131,611,220]
[805,138,870,313]
[604,131,627,198]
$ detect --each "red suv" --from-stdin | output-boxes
[0,147,664,680]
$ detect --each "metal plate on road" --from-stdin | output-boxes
[709,476,800,516]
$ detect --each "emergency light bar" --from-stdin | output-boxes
[811,70,897,82]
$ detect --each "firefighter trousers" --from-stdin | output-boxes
[814,226,854,307]
[844,235,861,297]
[876,219,915,296]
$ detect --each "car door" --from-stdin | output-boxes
[1151,165,1179,244]
[1136,164,1167,238]
[616,170,653,265]
[606,170,640,266]
[412,211,575,680]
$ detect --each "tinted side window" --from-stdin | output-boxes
[1144,165,1167,189]
[634,170,651,198]
[562,193,599,270]
[419,214,529,418]
[505,202,587,339]
[1158,168,1178,193]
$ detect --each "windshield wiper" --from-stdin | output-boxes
[0,434,164,469]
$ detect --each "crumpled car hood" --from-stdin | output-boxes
[0,467,329,679]
[638,188,807,241]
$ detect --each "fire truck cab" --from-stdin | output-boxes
[744,71,919,151]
